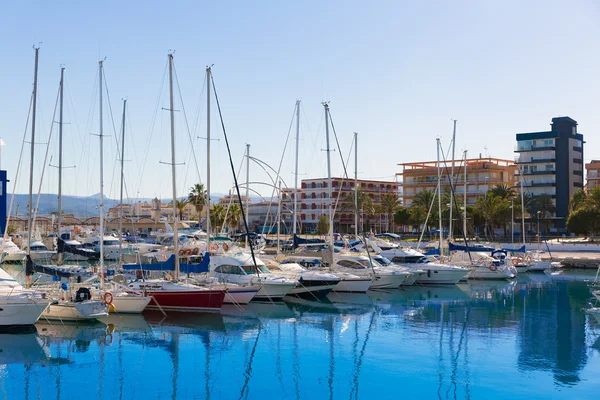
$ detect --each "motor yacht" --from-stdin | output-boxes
[24,240,55,263]
[0,238,26,263]
[0,268,51,327]
[371,254,421,285]
[210,252,296,301]
[380,248,469,284]
[267,260,340,297]
[332,254,410,289]
[82,236,122,260]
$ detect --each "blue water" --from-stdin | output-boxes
[2,273,600,399]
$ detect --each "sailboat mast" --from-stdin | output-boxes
[27,47,39,259]
[436,138,443,255]
[293,100,300,236]
[277,180,281,257]
[463,150,467,241]
[168,54,180,279]
[118,99,126,263]
[245,144,250,248]
[98,60,105,289]
[324,103,333,250]
[520,169,526,246]
[58,67,64,254]
[449,120,456,242]
[354,132,358,236]
[206,66,211,238]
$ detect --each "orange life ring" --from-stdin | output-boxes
[192,247,200,255]
[178,249,185,256]
[489,264,497,272]
[511,258,519,266]
[103,292,114,305]
[184,248,192,256]
[222,243,229,252]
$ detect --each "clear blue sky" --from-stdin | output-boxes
[2,0,599,204]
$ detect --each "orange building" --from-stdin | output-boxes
[586,160,600,191]
[399,157,517,207]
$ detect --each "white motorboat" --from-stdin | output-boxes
[25,241,56,263]
[82,236,122,260]
[0,268,51,327]
[451,252,516,280]
[371,254,420,286]
[332,254,410,289]
[0,238,26,263]
[189,277,260,305]
[276,255,373,293]
[210,252,296,301]
[381,248,469,284]
[267,261,340,297]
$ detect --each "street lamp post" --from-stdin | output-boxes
[510,199,514,245]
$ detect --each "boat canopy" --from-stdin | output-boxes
[449,242,495,252]
[122,254,210,274]
[499,245,526,253]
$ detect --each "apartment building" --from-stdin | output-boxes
[399,157,517,207]
[281,177,399,233]
[515,117,584,231]
[586,160,600,191]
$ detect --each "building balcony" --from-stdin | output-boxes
[521,170,555,176]
[515,146,556,153]
[524,182,556,188]
[516,158,555,164]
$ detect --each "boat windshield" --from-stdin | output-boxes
[416,256,430,264]
[242,264,271,275]
[375,256,392,265]
[357,258,380,268]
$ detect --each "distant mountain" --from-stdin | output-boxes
[7,192,264,217]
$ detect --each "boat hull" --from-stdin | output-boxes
[111,295,152,314]
[466,268,514,280]
[254,283,295,301]
[401,274,417,286]
[0,301,50,327]
[43,301,108,321]
[145,290,225,311]
[289,280,338,297]
[527,261,551,272]
[333,278,372,293]
[414,268,468,285]
[369,274,407,289]
[224,287,259,305]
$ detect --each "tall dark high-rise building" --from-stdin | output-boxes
[515,117,584,232]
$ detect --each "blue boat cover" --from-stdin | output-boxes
[449,242,495,252]
[424,248,440,256]
[499,245,526,253]
[122,253,209,274]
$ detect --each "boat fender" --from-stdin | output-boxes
[108,303,116,313]
[427,269,431,278]
[489,264,497,272]
[223,243,229,252]
[526,255,533,264]
[104,292,114,305]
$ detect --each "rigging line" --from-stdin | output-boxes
[350,311,377,400]
[173,61,203,187]
[136,60,168,197]
[439,145,472,262]
[3,93,33,239]
[219,152,246,233]
[102,67,126,201]
[331,134,354,218]
[326,108,355,217]
[82,68,99,201]
[191,74,208,138]
[260,104,296,231]
[210,73,260,273]
[32,84,60,229]
[64,74,85,184]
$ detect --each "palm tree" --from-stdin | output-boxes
[340,189,375,232]
[490,183,516,200]
[379,193,401,232]
[226,204,242,232]
[412,189,436,209]
[188,183,207,221]
[210,204,226,232]
[474,195,506,240]
[175,199,188,221]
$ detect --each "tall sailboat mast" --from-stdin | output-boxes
[324,103,333,251]
[206,66,211,237]
[292,100,300,236]
[245,143,250,248]
[27,47,39,264]
[463,150,467,240]
[436,138,443,256]
[354,132,358,236]
[449,120,456,242]
[98,60,105,289]
[168,53,180,279]
[520,169,526,246]
[57,67,64,263]
[118,99,127,263]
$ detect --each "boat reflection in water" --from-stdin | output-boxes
[1,275,599,399]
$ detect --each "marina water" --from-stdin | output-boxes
[2,272,600,399]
